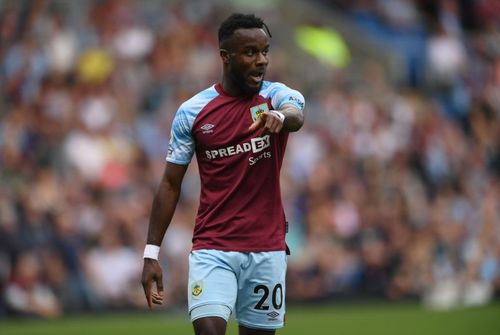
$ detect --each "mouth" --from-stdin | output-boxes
[248,70,265,85]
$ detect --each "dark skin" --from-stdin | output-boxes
[141,26,303,335]
[220,28,303,133]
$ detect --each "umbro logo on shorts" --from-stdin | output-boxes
[267,311,280,321]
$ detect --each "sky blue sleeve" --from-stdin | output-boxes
[269,83,305,111]
[166,107,195,165]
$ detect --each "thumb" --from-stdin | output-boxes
[249,116,265,132]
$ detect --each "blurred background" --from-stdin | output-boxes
[0,0,499,321]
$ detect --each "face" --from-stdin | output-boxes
[222,28,270,96]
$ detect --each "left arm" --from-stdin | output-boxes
[279,103,304,132]
[249,103,304,133]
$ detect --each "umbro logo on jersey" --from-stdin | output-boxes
[201,123,215,134]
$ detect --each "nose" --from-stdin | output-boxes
[256,51,268,66]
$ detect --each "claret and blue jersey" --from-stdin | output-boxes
[167,81,305,252]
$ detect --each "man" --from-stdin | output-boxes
[141,13,305,335]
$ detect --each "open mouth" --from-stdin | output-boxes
[249,71,265,84]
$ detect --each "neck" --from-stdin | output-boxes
[221,76,242,97]
[221,70,258,97]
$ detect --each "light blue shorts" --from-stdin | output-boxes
[188,249,287,330]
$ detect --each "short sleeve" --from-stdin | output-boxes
[269,84,305,111]
[166,107,195,165]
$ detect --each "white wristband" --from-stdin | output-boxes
[270,110,285,123]
[143,244,160,260]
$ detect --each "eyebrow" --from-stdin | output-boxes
[241,43,270,50]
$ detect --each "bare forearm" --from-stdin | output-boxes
[280,104,304,132]
[146,180,181,246]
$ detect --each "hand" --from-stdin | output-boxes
[249,111,284,134]
[141,258,164,309]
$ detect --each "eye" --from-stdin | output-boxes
[262,50,269,56]
[245,50,256,56]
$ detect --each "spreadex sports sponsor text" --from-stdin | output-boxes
[205,135,272,165]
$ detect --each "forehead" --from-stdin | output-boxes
[230,28,269,48]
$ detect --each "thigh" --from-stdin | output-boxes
[188,250,238,321]
[193,316,227,335]
[235,251,287,331]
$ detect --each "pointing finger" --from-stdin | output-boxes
[249,115,265,132]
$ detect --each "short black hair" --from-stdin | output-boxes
[218,13,270,47]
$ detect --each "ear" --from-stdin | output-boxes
[220,49,231,64]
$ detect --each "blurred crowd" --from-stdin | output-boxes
[0,0,499,318]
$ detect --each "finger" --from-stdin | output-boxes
[142,281,152,309]
[264,117,275,132]
[152,292,163,305]
[249,116,265,132]
[152,292,163,299]
[265,117,281,133]
[156,276,164,295]
[272,120,284,133]
[152,299,163,305]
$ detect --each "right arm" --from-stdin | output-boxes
[141,162,188,309]
[146,162,188,245]
[249,83,305,134]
